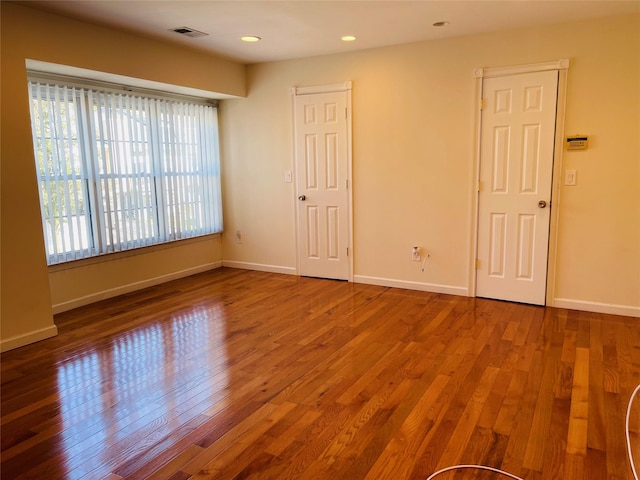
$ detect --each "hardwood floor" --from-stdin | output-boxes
[1,268,639,479]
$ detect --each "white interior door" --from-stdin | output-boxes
[476,70,559,305]
[293,88,350,280]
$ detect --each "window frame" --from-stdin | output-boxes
[27,73,223,266]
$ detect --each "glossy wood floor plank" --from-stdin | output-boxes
[1,268,639,479]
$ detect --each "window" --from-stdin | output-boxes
[27,78,222,265]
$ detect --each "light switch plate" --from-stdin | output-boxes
[284,170,292,183]
[565,170,577,186]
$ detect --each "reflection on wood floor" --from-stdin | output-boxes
[1,267,639,479]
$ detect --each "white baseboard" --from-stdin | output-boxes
[354,275,468,297]
[52,261,223,314]
[1,324,59,353]
[222,260,297,276]
[552,298,640,318]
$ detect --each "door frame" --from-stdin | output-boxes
[290,82,354,281]
[469,60,570,305]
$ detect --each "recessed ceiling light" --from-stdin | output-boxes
[241,36,261,42]
[341,35,357,42]
[433,21,450,27]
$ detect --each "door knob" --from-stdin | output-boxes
[538,200,547,208]
[298,195,306,201]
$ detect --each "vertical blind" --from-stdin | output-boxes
[28,79,222,265]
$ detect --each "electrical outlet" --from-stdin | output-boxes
[412,247,421,261]
[235,230,243,244]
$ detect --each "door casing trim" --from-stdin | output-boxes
[290,82,354,282]
[469,60,569,305]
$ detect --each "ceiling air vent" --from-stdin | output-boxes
[170,26,209,38]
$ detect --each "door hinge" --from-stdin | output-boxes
[345,107,348,119]
[480,98,485,110]
[477,181,482,192]
[475,259,480,269]
[345,179,349,189]
[347,247,349,257]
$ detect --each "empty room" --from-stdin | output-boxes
[1,1,639,479]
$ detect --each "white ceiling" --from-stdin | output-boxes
[22,0,640,64]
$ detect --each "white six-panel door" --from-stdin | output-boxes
[476,70,559,305]
[293,88,350,280]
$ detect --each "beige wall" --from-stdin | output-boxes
[48,236,223,313]
[221,14,640,315]
[2,5,638,353]
[0,3,245,351]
